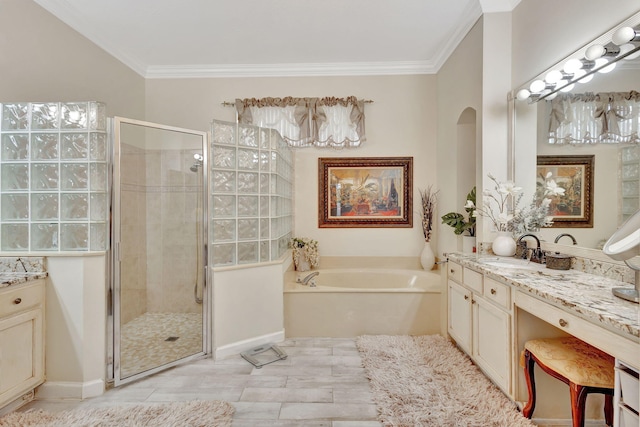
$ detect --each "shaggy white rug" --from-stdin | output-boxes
[0,400,234,427]
[356,334,536,427]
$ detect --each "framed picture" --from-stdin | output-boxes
[536,155,594,228]
[318,157,413,228]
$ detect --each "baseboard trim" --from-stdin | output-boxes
[35,379,104,400]
[214,330,285,360]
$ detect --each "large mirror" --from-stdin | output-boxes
[513,14,640,252]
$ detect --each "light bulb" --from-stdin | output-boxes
[560,83,575,93]
[516,89,531,101]
[585,44,606,60]
[545,70,563,84]
[529,80,546,93]
[620,43,640,60]
[612,26,639,45]
[546,92,558,101]
[579,73,594,83]
[563,58,583,73]
[598,62,616,73]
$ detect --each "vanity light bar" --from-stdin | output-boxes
[515,23,640,103]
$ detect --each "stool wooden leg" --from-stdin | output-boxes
[604,393,613,427]
[523,349,536,419]
[569,382,588,427]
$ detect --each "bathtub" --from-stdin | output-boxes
[284,268,442,337]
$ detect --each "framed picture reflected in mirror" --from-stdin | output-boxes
[536,155,594,228]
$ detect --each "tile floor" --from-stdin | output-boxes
[120,312,203,378]
[22,337,383,427]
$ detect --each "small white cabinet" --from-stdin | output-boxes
[615,360,639,427]
[0,279,45,413]
[447,261,512,395]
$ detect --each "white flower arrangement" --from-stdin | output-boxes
[289,237,319,268]
[475,173,565,235]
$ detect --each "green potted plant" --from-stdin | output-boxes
[441,187,476,252]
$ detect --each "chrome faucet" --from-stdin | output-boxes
[517,234,545,263]
[297,271,319,286]
[554,233,578,245]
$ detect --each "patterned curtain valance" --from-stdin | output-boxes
[235,96,366,149]
[548,91,640,145]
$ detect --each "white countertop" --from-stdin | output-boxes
[447,253,639,341]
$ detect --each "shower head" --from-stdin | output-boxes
[190,153,204,173]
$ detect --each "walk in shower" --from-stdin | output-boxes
[111,117,209,385]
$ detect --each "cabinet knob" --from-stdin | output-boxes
[450,269,455,274]
[490,288,497,295]
[464,295,469,300]
[559,318,568,327]
[13,298,22,304]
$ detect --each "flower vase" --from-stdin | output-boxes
[420,241,435,270]
[293,248,311,271]
[462,235,476,253]
[492,231,516,257]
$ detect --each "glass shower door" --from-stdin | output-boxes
[111,117,209,386]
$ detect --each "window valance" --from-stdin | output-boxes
[548,91,640,145]
[234,96,366,149]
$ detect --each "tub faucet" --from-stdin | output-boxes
[554,233,577,245]
[517,234,544,263]
[298,271,319,286]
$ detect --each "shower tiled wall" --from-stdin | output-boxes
[120,143,148,324]
[144,148,202,313]
[210,120,293,266]
[0,102,108,252]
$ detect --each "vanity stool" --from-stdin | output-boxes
[522,336,614,427]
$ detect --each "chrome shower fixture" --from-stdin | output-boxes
[190,153,204,172]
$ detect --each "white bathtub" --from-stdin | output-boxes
[284,268,442,337]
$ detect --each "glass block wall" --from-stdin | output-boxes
[0,102,108,252]
[210,120,293,266]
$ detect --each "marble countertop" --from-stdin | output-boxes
[0,257,47,289]
[0,272,48,288]
[447,253,639,341]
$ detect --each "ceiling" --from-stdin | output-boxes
[34,0,520,79]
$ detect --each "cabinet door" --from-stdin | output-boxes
[0,308,44,408]
[448,280,472,355]
[473,296,511,394]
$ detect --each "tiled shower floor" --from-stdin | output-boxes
[120,312,203,378]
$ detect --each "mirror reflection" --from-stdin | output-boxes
[514,40,640,250]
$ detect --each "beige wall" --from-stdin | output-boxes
[0,0,145,398]
[0,0,145,119]
[145,75,438,259]
[436,19,483,256]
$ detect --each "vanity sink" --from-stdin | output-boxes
[478,257,543,270]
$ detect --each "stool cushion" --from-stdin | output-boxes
[524,337,614,389]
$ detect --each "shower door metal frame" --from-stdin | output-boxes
[108,116,211,387]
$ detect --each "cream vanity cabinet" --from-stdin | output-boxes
[0,279,45,412]
[447,261,512,395]
[614,360,639,427]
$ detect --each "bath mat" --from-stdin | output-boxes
[356,334,536,426]
[0,400,234,427]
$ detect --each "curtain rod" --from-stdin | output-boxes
[221,99,374,107]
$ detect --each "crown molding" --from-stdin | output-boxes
[35,0,485,79]
[144,61,437,79]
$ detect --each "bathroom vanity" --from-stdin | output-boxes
[446,253,639,426]
[0,264,47,414]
